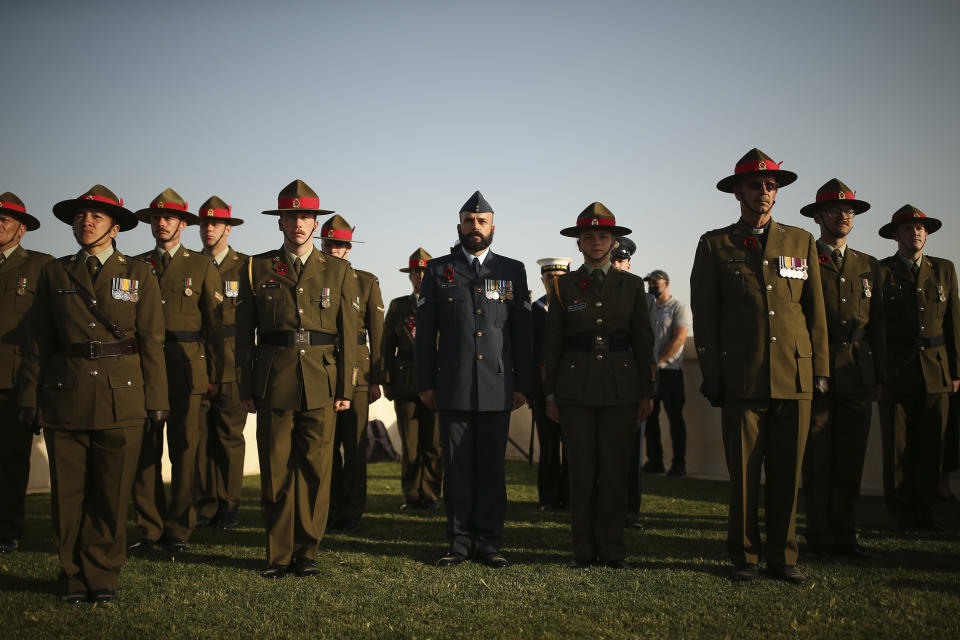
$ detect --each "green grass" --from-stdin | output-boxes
[1,461,958,639]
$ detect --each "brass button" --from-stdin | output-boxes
[475,309,483,315]
[300,349,306,355]
[200,354,205,358]
[298,308,304,314]
[595,302,602,307]
[840,298,846,303]
[920,306,925,311]
[89,370,98,376]
[448,297,453,302]
[476,287,482,294]
[477,354,484,361]
[595,318,603,325]
[840,277,846,283]
[56,382,63,388]
[841,320,848,326]
[770,336,777,343]
[126,380,132,386]
[161,299,166,305]
[766,284,772,291]
[88,322,96,329]
[596,354,604,360]
[762,260,769,266]
[298,287,304,293]
[917,288,922,293]
[768,310,775,316]
[476,331,483,337]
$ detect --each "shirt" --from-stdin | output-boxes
[647,294,692,371]
[81,245,115,266]
[461,246,490,266]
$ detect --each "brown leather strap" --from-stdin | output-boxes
[66,337,138,360]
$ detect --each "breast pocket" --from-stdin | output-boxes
[12,281,35,314]
[259,291,287,326]
[440,293,464,326]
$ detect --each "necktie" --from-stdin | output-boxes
[294,257,303,277]
[472,257,481,275]
[160,252,171,270]
[86,256,100,282]
[911,262,920,279]
[832,248,843,270]
[591,268,605,290]
[0,255,5,267]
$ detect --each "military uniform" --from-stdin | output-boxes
[132,189,224,547]
[0,193,51,551]
[876,205,960,527]
[383,249,443,507]
[416,191,531,562]
[236,180,358,572]
[541,205,655,565]
[20,185,167,600]
[799,180,884,552]
[691,149,828,576]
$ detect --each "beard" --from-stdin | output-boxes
[458,227,493,252]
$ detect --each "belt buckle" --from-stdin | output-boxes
[593,335,609,354]
[88,340,102,360]
[293,330,310,347]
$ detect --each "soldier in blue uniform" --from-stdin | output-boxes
[416,191,532,568]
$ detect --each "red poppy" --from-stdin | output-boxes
[405,317,416,338]
[578,278,591,290]
[818,253,829,265]
[276,263,288,276]
[146,257,157,268]
[743,236,758,249]
[443,267,455,282]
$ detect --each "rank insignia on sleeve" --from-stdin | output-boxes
[111,277,140,302]
[417,296,426,307]
[214,291,224,302]
[352,296,361,311]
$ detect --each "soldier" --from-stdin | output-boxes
[416,191,531,568]
[876,205,960,530]
[130,188,224,553]
[541,203,656,569]
[382,248,443,510]
[611,236,635,272]
[318,214,385,532]
[531,257,572,511]
[691,148,829,584]
[235,179,358,578]
[20,185,168,604]
[0,193,51,555]
[799,179,884,559]
[195,197,248,530]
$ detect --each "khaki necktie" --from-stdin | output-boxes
[911,262,920,279]
[591,268,605,290]
[832,248,843,270]
[161,252,171,270]
[86,256,100,282]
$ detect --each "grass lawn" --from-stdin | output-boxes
[1,460,958,639]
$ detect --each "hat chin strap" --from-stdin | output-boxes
[205,227,227,253]
[74,225,114,252]
[282,227,312,249]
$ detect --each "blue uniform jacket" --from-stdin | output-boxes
[415,250,532,411]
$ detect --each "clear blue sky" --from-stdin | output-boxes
[3,0,958,306]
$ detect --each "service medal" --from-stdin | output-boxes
[184,288,193,297]
[130,292,139,302]
[321,287,331,308]
[938,284,946,302]
[224,281,239,298]
[16,276,26,295]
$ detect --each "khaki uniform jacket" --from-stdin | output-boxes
[212,247,248,385]
[382,294,418,398]
[352,269,386,389]
[816,246,885,394]
[235,246,359,410]
[541,265,656,406]
[134,247,224,395]
[691,219,829,400]
[19,251,169,428]
[0,246,52,389]
[877,254,960,394]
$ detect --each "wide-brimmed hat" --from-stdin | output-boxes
[460,191,493,215]
[317,213,363,243]
[0,192,40,231]
[197,196,244,225]
[716,148,798,193]
[800,179,870,217]
[612,236,636,261]
[560,202,631,237]
[135,188,200,225]
[400,247,433,273]
[53,184,138,232]
[262,179,334,216]
[536,257,572,274]
[879,205,942,239]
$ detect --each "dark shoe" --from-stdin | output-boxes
[833,543,872,559]
[0,538,19,553]
[127,538,155,553]
[164,537,190,553]
[730,563,759,582]
[420,500,441,511]
[216,511,239,530]
[805,543,832,560]
[59,591,88,605]
[400,502,419,511]
[666,465,686,478]
[625,518,645,530]
[340,518,361,533]
[195,515,212,528]
[568,558,593,569]
[605,559,630,570]
[437,551,468,567]
[261,564,287,579]
[641,460,665,473]
[478,553,509,569]
[291,557,319,577]
[91,589,117,604]
[768,564,807,585]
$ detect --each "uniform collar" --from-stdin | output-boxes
[461,246,490,265]
[1,244,19,260]
[210,246,230,265]
[579,260,612,275]
[81,244,114,265]
[156,243,181,259]
[284,244,313,265]
[817,239,846,258]
[898,251,923,269]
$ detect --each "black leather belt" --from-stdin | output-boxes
[565,334,631,354]
[357,333,368,345]
[831,327,866,346]
[67,337,138,360]
[223,326,236,338]
[888,334,945,349]
[166,330,203,343]
[259,330,336,347]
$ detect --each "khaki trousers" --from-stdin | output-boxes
[330,386,370,522]
[197,382,247,519]
[394,397,442,504]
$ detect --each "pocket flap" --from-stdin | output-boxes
[795,338,813,358]
[109,372,143,389]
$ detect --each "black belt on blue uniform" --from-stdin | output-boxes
[888,334,945,349]
[259,330,336,347]
[166,330,203,343]
[565,333,631,353]
[831,327,866,345]
[67,337,138,360]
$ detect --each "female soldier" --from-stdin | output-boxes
[542,203,655,569]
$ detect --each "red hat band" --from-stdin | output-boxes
[200,207,232,219]
[576,216,616,228]
[409,259,428,269]
[0,201,26,213]
[83,193,124,207]
[893,210,929,224]
[816,191,856,202]
[323,228,353,241]
[152,199,187,211]
[278,196,321,210]
[735,159,782,174]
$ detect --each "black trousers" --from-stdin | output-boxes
[530,395,568,508]
[439,410,510,558]
[644,369,687,467]
[0,389,34,540]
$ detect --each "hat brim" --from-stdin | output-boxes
[53,199,139,232]
[561,224,632,237]
[799,199,871,218]
[135,208,200,226]
[4,211,41,231]
[199,217,244,226]
[313,236,364,244]
[716,169,798,193]
[261,208,335,216]
[878,217,942,239]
